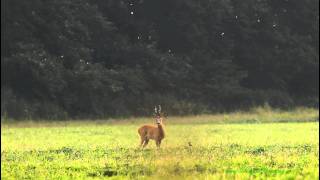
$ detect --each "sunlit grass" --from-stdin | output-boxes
[1,108,319,179]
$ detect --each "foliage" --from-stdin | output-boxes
[1,0,319,119]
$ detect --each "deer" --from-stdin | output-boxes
[138,105,165,149]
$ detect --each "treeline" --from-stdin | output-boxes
[1,0,319,119]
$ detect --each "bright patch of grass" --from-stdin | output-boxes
[1,108,319,179]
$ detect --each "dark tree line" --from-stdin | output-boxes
[1,0,319,119]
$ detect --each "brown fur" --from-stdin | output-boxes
[138,119,165,148]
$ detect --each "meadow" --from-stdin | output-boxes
[1,107,319,179]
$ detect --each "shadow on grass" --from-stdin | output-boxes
[88,164,154,177]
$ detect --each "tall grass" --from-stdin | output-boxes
[2,107,318,128]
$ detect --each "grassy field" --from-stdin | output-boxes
[1,108,319,179]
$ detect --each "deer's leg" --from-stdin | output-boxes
[140,137,144,147]
[156,140,162,149]
[142,138,149,148]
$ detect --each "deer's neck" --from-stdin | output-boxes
[157,124,165,139]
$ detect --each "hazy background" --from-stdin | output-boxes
[1,0,319,120]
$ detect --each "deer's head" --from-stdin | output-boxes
[154,105,163,125]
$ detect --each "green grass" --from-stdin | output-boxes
[1,108,319,179]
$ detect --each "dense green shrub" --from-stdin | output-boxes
[1,0,318,119]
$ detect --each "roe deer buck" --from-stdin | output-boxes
[138,105,165,149]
